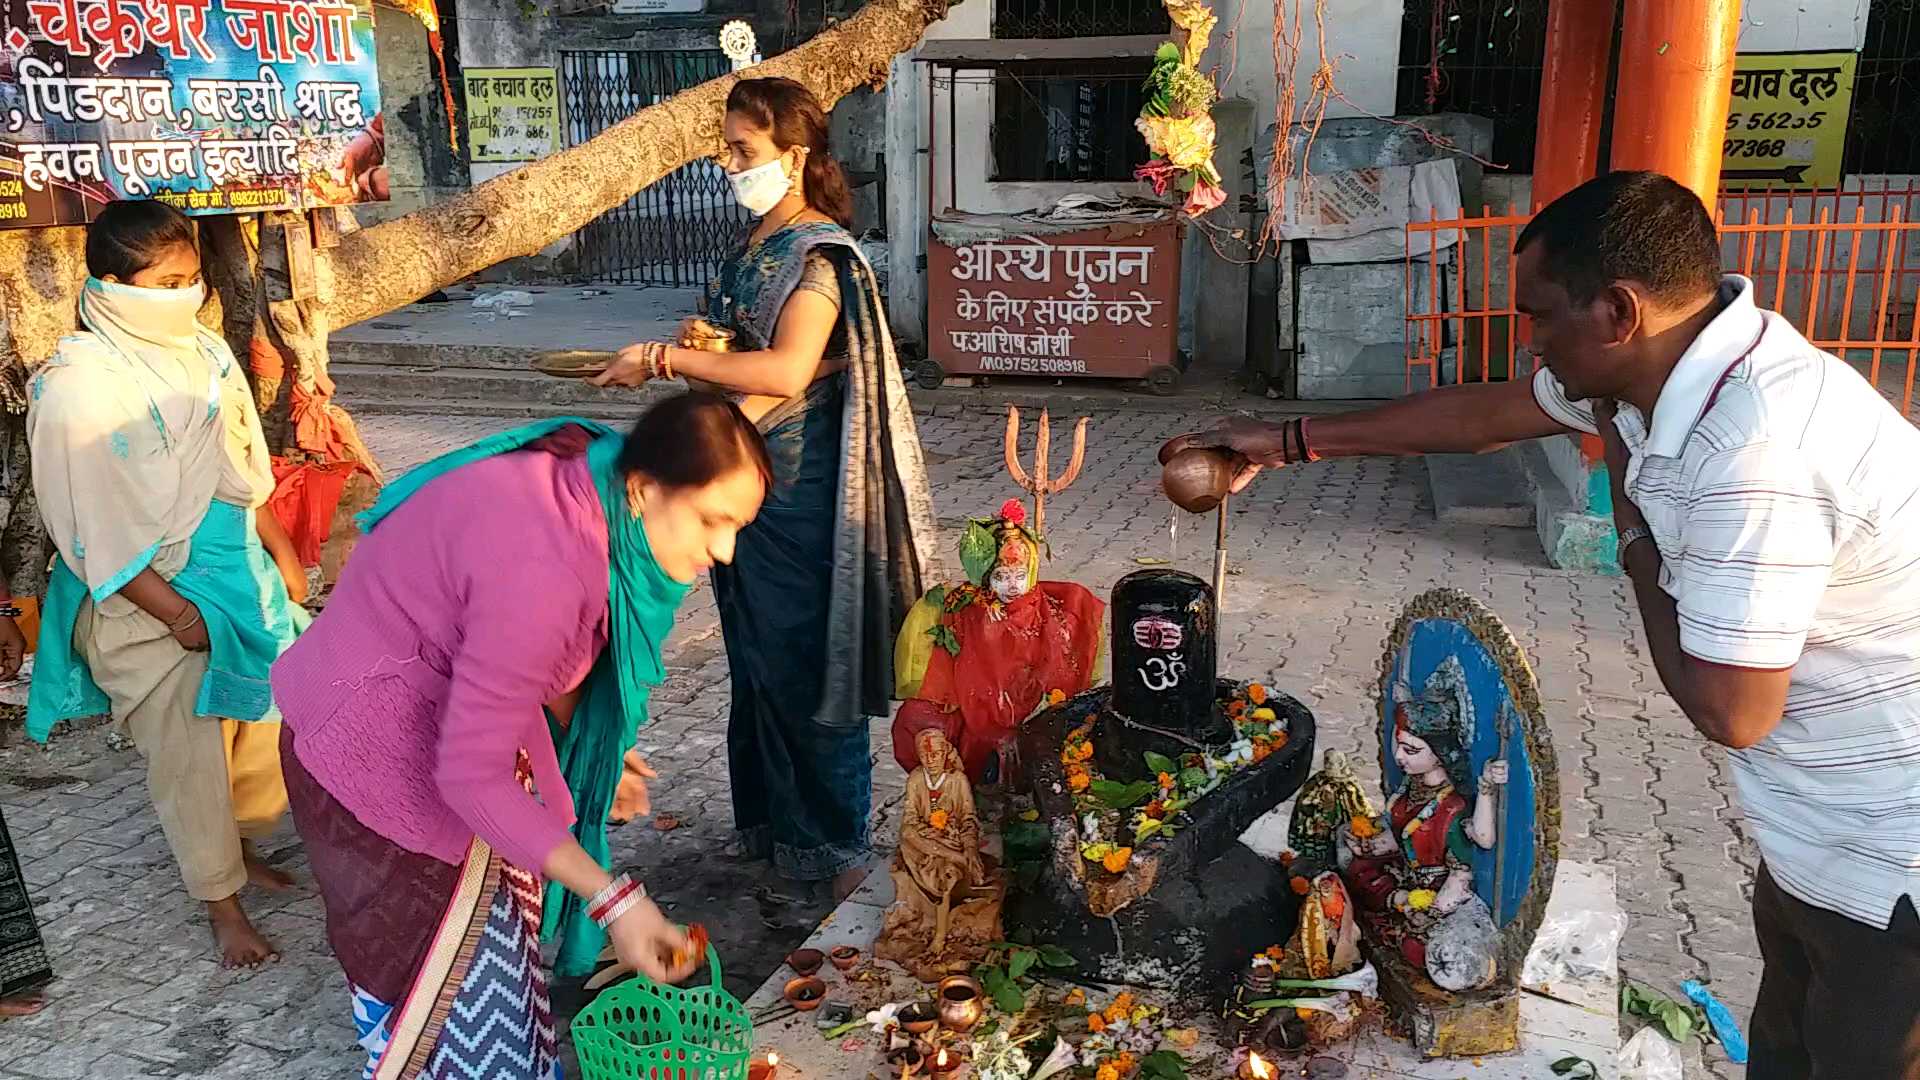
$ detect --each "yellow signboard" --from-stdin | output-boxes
[465,68,563,165]
[1723,51,1857,189]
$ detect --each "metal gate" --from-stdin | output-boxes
[562,49,749,287]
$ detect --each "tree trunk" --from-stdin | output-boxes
[323,0,951,328]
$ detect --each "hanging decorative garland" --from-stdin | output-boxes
[388,0,459,151]
[1134,0,1225,217]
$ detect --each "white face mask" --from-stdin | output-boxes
[728,155,793,217]
[83,277,207,348]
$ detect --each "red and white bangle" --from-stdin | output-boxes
[587,873,646,928]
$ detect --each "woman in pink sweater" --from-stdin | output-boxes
[273,394,771,1080]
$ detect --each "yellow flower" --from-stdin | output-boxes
[929,809,950,830]
[1136,114,1217,171]
[1019,808,1040,822]
[1408,889,1438,911]
[1102,847,1133,874]
[1250,706,1277,723]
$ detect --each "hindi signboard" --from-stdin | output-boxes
[1723,51,1857,189]
[0,0,385,227]
[464,66,558,164]
[928,219,1183,382]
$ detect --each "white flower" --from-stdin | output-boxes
[865,1002,901,1033]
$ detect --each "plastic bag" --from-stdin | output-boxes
[1620,1026,1684,1080]
[1522,907,1630,986]
[471,290,534,314]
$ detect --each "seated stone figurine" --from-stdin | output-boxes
[876,728,1005,981]
[892,499,1104,781]
[1336,656,1505,992]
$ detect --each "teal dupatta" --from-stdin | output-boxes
[357,417,692,977]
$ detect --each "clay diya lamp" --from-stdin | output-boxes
[783,976,827,1012]
[928,1045,969,1079]
[897,1001,939,1036]
[785,948,824,977]
[746,1052,781,1080]
[1160,445,1237,514]
[885,1045,925,1076]
[935,975,985,1032]
[829,945,861,971]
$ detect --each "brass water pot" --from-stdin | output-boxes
[1158,442,1236,514]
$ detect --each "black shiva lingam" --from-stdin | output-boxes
[1007,569,1317,997]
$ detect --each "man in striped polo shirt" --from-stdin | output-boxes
[1178,171,1920,1076]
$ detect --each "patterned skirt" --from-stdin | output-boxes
[0,805,53,999]
[283,728,561,1080]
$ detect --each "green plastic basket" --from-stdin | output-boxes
[572,946,754,1080]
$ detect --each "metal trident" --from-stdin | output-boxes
[1003,406,1089,538]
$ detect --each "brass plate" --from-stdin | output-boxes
[532,349,615,379]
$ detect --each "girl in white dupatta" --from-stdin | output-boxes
[25,201,309,968]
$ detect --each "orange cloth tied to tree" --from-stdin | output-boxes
[250,335,372,567]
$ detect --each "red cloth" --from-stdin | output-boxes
[1389,789,1467,869]
[268,459,361,567]
[890,699,966,774]
[910,582,1104,780]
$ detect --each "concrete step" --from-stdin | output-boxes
[330,362,667,420]
[1423,448,1534,528]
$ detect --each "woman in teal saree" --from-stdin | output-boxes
[593,77,939,898]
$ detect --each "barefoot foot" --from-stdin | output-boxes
[241,841,295,893]
[0,992,45,1018]
[207,896,278,969]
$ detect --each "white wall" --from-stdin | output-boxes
[1738,0,1871,52]
[1206,0,1403,131]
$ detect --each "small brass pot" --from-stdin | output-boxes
[936,975,984,1032]
[1160,446,1236,514]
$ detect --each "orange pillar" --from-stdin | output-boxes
[1610,0,1744,201]
[1531,0,1619,210]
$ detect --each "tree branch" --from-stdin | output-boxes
[320,0,951,329]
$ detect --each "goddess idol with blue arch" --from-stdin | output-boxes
[1336,588,1556,994]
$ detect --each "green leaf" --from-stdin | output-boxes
[1143,751,1178,776]
[1008,947,1037,982]
[1155,42,1181,63]
[1550,1059,1597,1079]
[1139,1050,1189,1080]
[929,624,962,656]
[1088,779,1157,809]
[1177,767,1210,792]
[1654,1000,1694,1043]
[1037,945,1077,969]
[959,521,999,584]
[981,965,1026,1014]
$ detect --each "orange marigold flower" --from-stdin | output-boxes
[1094,1065,1119,1080]
[929,809,950,830]
[1048,689,1067,706]
[1279,850,1296,866]
[1227,700,1247,717]
[1247,683,1268,705]
[1105,993,1135,1022]
[1144,800,1167,820]
[1252,742,1273,763]
[1157,771,1174,789]
[1069,772,1091,792]
[1322,891,1346,922]
[1264,944,1285,961]
[1086,1013,1107,1033]
[1102,847,1133,874]
[1077,741,1096,762]
[1271,732,1289,749]
[1349,815,1378,840]
[1290,875,1312,895]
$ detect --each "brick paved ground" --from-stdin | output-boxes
[0,406,1757,1077]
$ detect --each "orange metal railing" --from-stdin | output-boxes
[1404,181,1920,419]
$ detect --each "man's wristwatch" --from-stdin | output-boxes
[1617,526,1653,558]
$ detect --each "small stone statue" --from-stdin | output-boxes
[877,729,1006,981]
[1287,750,1376,868]
[1338,656,1504,991]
